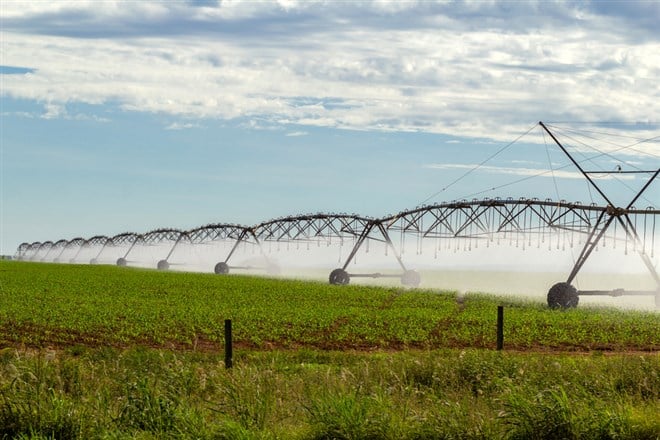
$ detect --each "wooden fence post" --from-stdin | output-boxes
[225,319,233,369]
[496,306,504,350]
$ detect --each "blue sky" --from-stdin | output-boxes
[1,0,659,255]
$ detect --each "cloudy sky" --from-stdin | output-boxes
[2,0,659,254]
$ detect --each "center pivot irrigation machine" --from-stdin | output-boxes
[15,122,660,308]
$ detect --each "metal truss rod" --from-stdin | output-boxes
[339,221,408,272]
[92,241,110,262]
[13,243,29,260]
[566,210,612,284]
[41,242,58,262]
[51,240,69,262]
[341,223,376,271]
[617,214,660,286]
[376,223,407,271]
[165,233,190,261]
[578,289,658,296]
[538,124,660,285]
[224,229,250,264]
[539,121,615,207]
[615,169,660,286]
[627,169,660,209]
[221,228,274,270]
[70,243,86,262]
[121,237,142,260]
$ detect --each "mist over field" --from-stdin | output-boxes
[28,230,654,311]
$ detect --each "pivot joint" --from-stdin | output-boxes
[605,205,627,217]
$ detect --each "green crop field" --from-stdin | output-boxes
[0,260,658,439]
[1,261,658,351]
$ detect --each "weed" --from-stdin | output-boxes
[501,387,575,439]
[305,391,390,440]
[212,367,277,431]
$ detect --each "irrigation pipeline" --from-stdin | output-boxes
[13,198,660,307]
[15,198,659,265]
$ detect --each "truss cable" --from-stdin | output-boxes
[542,129,562,203]
[458,135,659,202]
[460,123,657,202]
[652,213,656,258]
[547,123,660,152]
[586,179,595,205]
[547,125,653,172]
[546,123,660,159]
[420,123,538,205]
[547,124,657,142]
[554,127,658,206]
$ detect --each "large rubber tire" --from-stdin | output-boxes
[401,270,421,287]
[90,258,97,265]
[655,290,660,310]
[329,268,350,285]
[116,257,127,267]
[547,282,579,309]
[214,262,230,274]
[157,259,170,271]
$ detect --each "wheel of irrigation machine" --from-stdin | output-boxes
[214,262,230,275]
[157,259,170,271]
[655,290,660,309]
[90,258,97,265]
[547,282,579,309]
[116,257,127,267]
[401,270,421,287]
[329,268,350,285]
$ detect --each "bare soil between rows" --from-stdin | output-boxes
[2,324,657,355]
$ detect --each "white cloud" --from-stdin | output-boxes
[285,131,308,137]
[1,1,659,154]
[42,102,66,119]
[165,122,201,130]
[36,102,109,122]
[0,111,35,119]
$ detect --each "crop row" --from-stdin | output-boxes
[0,261,658,351]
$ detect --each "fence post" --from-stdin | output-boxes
[496,306,504,350]
[225,319,233,369]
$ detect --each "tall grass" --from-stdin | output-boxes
[0,348,657,439]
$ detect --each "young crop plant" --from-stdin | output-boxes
[1,260,660,353]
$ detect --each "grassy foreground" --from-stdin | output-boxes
[0,348,658,439]
[0,261,659,439]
